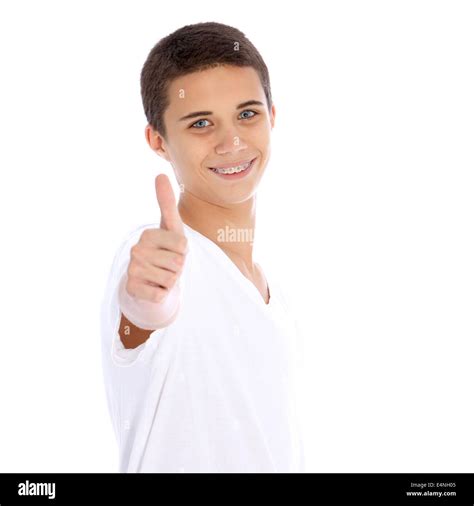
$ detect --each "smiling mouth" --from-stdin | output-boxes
[208,157,256,174]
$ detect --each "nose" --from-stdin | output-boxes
[214,129,249,156]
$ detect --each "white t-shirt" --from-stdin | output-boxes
[100,222,305,473]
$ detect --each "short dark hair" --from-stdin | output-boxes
[140,21,273,141]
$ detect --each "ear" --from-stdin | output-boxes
[270,104,276,130]
[145,124,170,162]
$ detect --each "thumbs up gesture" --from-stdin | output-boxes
[124,174,188,305]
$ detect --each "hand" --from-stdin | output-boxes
[125,174,188,303]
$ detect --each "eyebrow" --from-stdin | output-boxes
[178,100,265,122]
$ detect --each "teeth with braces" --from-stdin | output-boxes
[211,160,252,174]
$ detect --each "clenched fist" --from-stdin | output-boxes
[125,174,188,303]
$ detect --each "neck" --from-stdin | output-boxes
[178,191,257,267]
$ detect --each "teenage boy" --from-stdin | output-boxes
[101,21,305,473]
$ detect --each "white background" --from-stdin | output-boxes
[0,0,472,472]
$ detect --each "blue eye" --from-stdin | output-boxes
[190,110,259,129]
[240,110,257,120]
[191,119,210,129]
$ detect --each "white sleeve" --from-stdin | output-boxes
[101,223,184,451]
[100,223,169,368]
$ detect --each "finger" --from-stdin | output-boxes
[155,174,185,236]
[139,246,185,273]
[140,228,188,256]
[129,263,178,290]
[126,277,170,303]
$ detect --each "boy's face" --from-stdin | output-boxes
[146,65,275,205]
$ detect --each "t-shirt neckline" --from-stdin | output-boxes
[183,222,273,308]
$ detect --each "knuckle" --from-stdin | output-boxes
[127,263,140,278]
[174,254,184,266]
[141,228,151,240]
[130,244,141,260]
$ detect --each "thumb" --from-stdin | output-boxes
[155,174,185,236]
